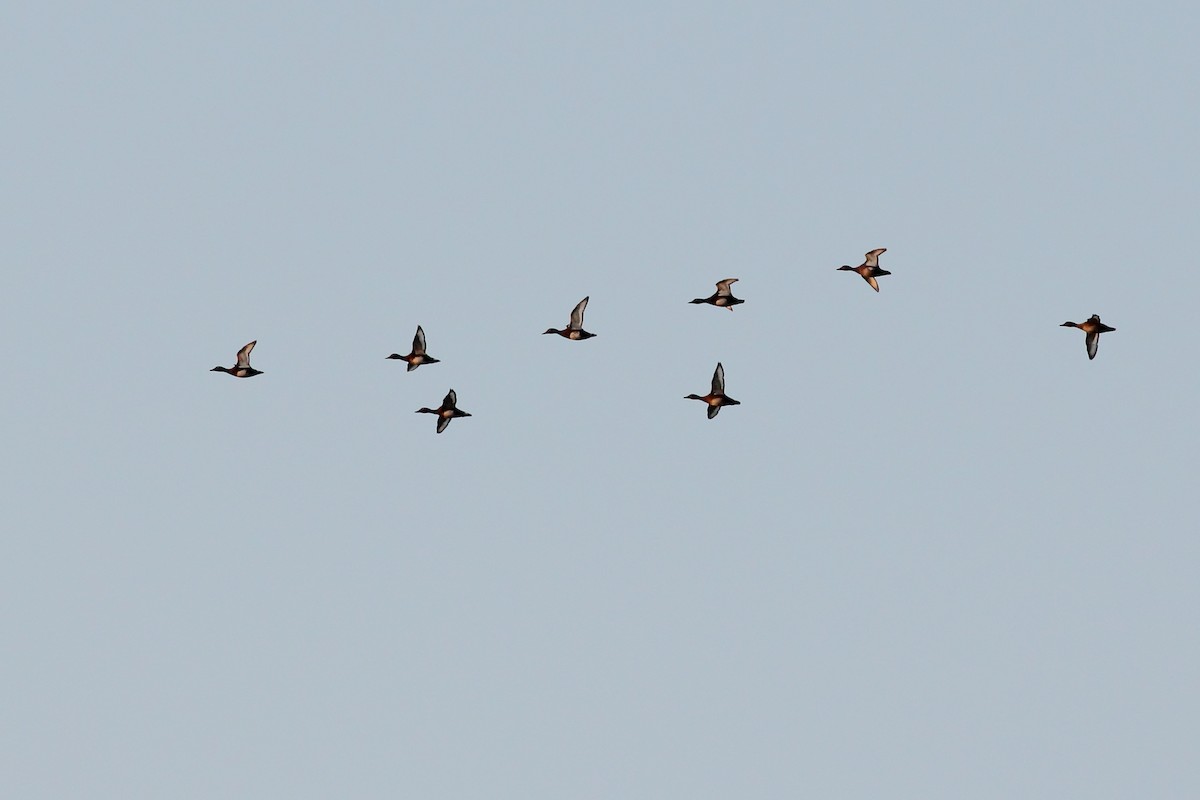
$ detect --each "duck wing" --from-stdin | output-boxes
[443,389,458,408]
[235,340,256,368]
[715,278,738,297]
[413,325,427,355]
[862,248,887,267]
[436,415,451,434]
[1086,332,1099,360]
[569,296,589,330]
[711,362,725,394]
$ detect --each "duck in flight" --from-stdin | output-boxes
[685,362,741,419]
[837,248,891,292]
[543,296,596,340]
[387,325,440,371]
[690,278,744,310]
[210,340,263,378]
[1060,314,1116,360]
[416,389,472,433]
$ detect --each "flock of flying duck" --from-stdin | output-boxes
[210,248,1119,432]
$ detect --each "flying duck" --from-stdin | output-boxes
[1060,314,1116,360]
[210,340,263,378]
[837,248,891,292]
[685,362,741,419]
[690,278,744,310]
[416,389,472,433]
[387,325,440,371]
[543,296,596,340]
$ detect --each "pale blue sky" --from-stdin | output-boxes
[3,2,1199,797]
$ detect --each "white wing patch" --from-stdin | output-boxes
[235,341,256,368]
[862,248,886,267]
[569,297,589,330]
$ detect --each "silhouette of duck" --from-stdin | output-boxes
[543,297,596,340]
[210,341,263,378]
[1060,314,1116,360]
[837,248,891,292]
[387,325,440,371]
[690,278,744,310]
[416,389,472,433]
[685,362,741,419]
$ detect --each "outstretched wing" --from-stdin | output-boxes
[865,275,880,292]
[1086,332,1099,360]
[711,362,725,394]
[236,340,257,368]
[569,296,590,330]
[443,389,457,408]
[436,415,451,434]
[862,248,887,267]
[707,404,721,419]
[715,278,739,296]
[413,325,427,354]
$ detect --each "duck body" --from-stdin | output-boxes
[211,366,263,378]
[544,328,596,340]
[543,296,596,339]
[388,325,441,371]
[1061,314,1116,360]
[211,341,263,378]
[837,248,890,292]
[685,362,741,419]
[416,389,472,433]
[690,278,744,310]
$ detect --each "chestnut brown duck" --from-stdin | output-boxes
[210,340,262,378]
[837,248,891,292]
[690,278,743,310]
[685,362,741,419]
[387,325,440,371]
[416,389,472,434]
[543,296,595,340]
[1060,314,1116,360]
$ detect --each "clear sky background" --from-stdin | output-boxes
[3,2,1199,797]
